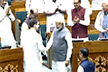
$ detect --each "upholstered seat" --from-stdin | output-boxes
[40,25,46,47]
[88,34,99,41]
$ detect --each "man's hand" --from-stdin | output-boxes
[65,60,69,67]
[73,16,80,24]
[102,29,108,33]
[54,8,59,13]
[45,32,50,37]
[5,6,10,16]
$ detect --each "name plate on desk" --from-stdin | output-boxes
[72,40,83,42]
[99,38,108,41]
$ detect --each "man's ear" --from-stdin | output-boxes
[62,23,64,26]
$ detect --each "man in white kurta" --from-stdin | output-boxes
[46,20,73,72]
[22,19,46,72]
[0,0,16,48]
[44,0,67,33]
[26,0,44,13]
[94,1,108,39]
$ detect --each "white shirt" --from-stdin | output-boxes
[67,0,91,25]
[77,65,84,72]
[68,9,90,27]
[20,22,29,47]
[22,28,46,72]
[67,8,90,42]
[0,6,16,47]
[94,11,107,32]
[26,0,44,13]
[44,0,67,32]
[44,1,57,32]
[46,28,73,60]
[4,2,15,21]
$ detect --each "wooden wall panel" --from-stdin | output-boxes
[0,48,23,72]
[72,41,108,72]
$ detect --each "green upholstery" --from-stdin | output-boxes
[7,0,11,5]
[88,34,99,41]
[40,25,46,47]
[0,42,1,47]
[16,11,27,30]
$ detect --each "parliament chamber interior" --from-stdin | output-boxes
[0,0,108,72]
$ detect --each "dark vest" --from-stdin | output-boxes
[52,27,69,61]
[71,7,88,38]
[81,59,95,72]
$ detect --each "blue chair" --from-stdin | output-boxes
[40,25,46,47]
[16,11,27,30]
[7,0,11,5]
[88,34,99,41]
[0,42,1,47]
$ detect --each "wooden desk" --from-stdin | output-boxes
[45,41,108,72]
[72,41,108,72]
[0,48,23,72]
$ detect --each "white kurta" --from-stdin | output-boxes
[22,28,46,72]
[26,0,44,13]
[44,0,66,32]
[46,28,73,72]
[0,7,16,48]
[4,2,15,21]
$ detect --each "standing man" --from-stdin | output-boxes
[46,20,73,72]
[0,0,16,48]
[77,47,95,72]
[67,0,92,27]
[26,0,44,14]
[20,9,39,47]
[94,1,108,39]
[4,1,15,22]
[70,0,90,42]
[44,0,67,33]
[22,19,46,72]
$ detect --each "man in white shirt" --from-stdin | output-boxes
[46,20,73,72]
[26,0,44,14]
[44,0,67,33]
[0,0,16,48]
[20,9,38,47]
[22,19,46,72]
[4,2,15,22]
